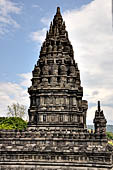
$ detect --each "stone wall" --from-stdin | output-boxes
[0,129,112,169]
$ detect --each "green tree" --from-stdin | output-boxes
[7,103,27,119]
[0,117,27,130]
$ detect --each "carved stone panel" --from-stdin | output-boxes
[69,66,75,75]
[42,65,49,75]
[60,65,67,75]
[52,64,58,75]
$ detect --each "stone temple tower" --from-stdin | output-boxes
[28,7,88,130]
[94,101,107,134]
[0,7,113,170]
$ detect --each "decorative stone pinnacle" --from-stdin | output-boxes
[57,7,61,14]
[98,101,101,112]
[46,31,48,39]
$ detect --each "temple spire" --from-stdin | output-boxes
[56,7,61,15]
[98,101,101,112]
[93,101,107,134]
[39,6,73,58]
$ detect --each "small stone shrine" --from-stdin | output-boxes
[0,7,113,170]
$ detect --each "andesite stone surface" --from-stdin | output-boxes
[0,7,113,170]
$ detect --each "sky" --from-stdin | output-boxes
[0,0,113,124]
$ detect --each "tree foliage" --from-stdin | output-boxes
[0,117,27,130]
[107,132,113,140]
[7,103,27,119]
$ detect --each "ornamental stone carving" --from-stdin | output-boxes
[42,65,49,75]
[52,64,58,75]
[69,66,75,75]
[33,67,40,77]
[60,65,67,75]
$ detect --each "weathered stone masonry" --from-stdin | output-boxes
[0,7,113,170]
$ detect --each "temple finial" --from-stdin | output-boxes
[98,101,101,112]
[57,7,61,14]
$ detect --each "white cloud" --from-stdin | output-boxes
[0,0,22,35]
[40,17,51,26]
[18,73,32,87]
[30,15,50,44]
[0,73,31,118]
[32,4,42,11]
[62,0,113,124]
[32,4,40,8]
[30,28,47,44]
[30,0,113,124]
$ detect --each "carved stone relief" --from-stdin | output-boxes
[42,65,49,75]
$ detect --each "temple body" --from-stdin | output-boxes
[0,7,113,170]
[28,7,88,130]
